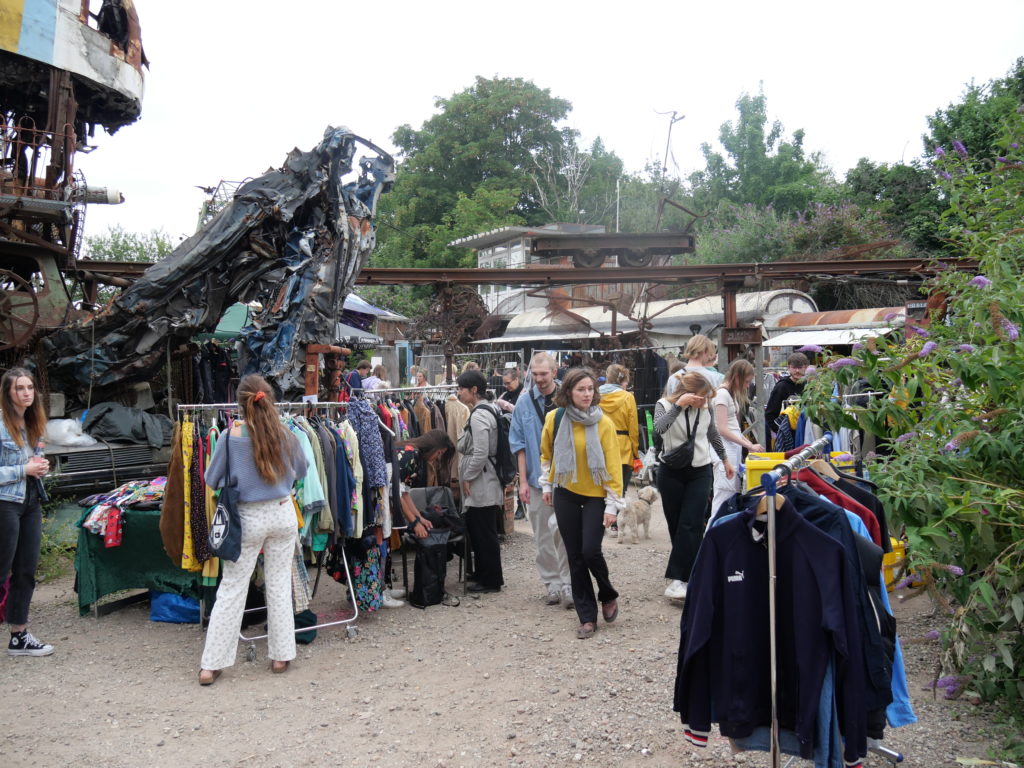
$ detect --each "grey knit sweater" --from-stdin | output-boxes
[204,432,308,502]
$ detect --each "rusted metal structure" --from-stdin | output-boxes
[0,0,145,356]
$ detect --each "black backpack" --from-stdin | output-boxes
[469,403,518,487]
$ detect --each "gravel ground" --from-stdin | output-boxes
[0,492,1008,767]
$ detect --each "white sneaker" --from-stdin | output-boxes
[544,588,561,606]
[382,591,405,608]
[664,580,687,600]
[561,585,574,610]
[389,587,407,599]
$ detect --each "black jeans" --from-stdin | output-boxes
[553,487,618,624]
[656,463,713,582]
[465,505,504,588]
[620,464,631,496]
[0,485,43,626]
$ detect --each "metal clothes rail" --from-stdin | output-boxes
[759,434,903,767]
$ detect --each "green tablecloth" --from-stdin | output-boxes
[74,506,200,615]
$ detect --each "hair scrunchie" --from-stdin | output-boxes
[253,391,266,402]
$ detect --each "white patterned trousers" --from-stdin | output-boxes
[201,496,297,671]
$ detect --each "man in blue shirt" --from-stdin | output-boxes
[509,352,572,609]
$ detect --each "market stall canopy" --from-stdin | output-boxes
[206,295,401,341]
[763,327,896,348]
[472,304,639,344]
[335,321,382,345]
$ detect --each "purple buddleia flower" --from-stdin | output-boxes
[1002,318,1020,341]
[952,140,968,157]
[834,453,853,462]
[996,156,1008,163]
[883,312,899,322]
[943,564,965,576]
[797,344,822,353]
[865,451,878,460]
[942,439,959,453]
[918,341,938,357]
[968,275,992,288]
[957,344,975,353]
[1012,142,1020,149]
[925,630,940,641]
[938,171,953,180]
[934,146,946,157]
[852,342,865,351]
[981,507,990,516]
[827,358,862,370]
[950,378,962,386]
[906,324,929,338]
[895,432,918,443]
[892,576,914,590]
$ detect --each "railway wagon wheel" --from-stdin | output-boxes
[0,269,41,352]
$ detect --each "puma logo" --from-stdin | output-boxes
[727,570,745,583]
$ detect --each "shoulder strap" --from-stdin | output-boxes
[530,390,545,424]
[223,433,234,487]
[554,407,565,436]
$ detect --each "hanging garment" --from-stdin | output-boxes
[159,421,186,562]
[675,499,867,766]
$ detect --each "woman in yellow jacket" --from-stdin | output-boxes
[541,368,624,639]
[599,364,639,536]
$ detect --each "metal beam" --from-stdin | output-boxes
[356,257,976,286]
[68,256,978,287]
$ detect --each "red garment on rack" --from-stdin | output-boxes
[795,469,881,546]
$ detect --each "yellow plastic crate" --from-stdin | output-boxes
[882,538,906,591]
[744,451,856,490]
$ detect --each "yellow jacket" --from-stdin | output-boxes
[598,387,639,465]
[540,410,623,499]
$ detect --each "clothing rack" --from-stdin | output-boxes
[174,401,362,646]
[760,434,904,767]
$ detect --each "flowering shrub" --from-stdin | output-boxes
[803,114,1024,712]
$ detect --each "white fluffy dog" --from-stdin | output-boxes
[618,485,658,544]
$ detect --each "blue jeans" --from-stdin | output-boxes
[0,482,43,626]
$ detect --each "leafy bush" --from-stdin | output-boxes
[803,116,1024,721]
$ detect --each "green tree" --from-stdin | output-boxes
[374,76,573,268]
[804,113,1024,749]
[924,57,1024,163]
[843,159,945,251]
[688,88,830,216]
[84,225,174,261]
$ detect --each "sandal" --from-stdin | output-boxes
[576,622,596,639]
[198,669,222,686]
[602,599,619,624]
[441,593,461,607]
[271,660,290,674]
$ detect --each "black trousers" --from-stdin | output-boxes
[553,488,618,624]
[465,505,504,588]
[656,463,713,582]
[0,482,43,627]
[621,464,631,496]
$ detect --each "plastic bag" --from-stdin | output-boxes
[44,418,98,447]
[149,591,200,623]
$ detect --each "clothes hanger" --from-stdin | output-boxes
[808,458,841,481]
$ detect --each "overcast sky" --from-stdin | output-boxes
[77,0,1024,247]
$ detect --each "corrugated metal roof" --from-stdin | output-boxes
[776,307,905,327]
[763,327,895,347]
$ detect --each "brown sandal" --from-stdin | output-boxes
[198,669,222,686]
[271,660,290,674]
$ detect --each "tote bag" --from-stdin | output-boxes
[208,434,243,562]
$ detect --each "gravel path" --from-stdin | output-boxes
[0,494,1005,767]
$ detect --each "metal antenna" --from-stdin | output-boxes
[655,110,686,176]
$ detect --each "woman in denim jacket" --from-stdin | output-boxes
[0,367,53,657]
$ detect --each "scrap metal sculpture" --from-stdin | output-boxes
[44,127,394,397]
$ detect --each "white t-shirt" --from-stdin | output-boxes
[713,388,740,435]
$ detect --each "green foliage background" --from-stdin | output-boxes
[802,112,1024,732]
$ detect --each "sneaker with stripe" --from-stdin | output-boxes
[8,631,54,657]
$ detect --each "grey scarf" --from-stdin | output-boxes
[553,405,611,487]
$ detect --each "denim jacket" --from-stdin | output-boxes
[0,418,35,503]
